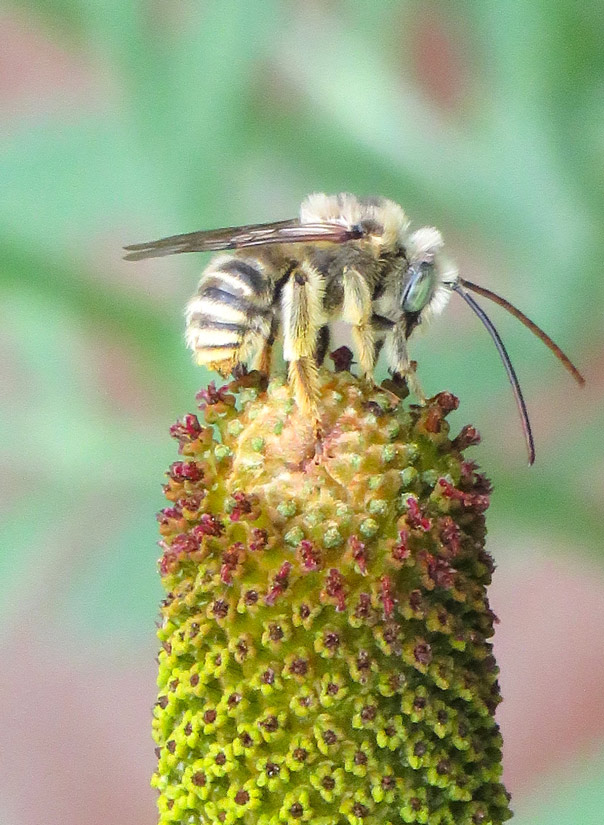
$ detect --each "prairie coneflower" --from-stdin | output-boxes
[153,357,511,825]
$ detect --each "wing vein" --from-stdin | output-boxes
[124,220,363,261]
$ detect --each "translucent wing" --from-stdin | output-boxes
[123,218,362,261]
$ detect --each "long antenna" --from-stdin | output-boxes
[452,283,536,465]
[459,278,585,386]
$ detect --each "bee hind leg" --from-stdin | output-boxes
[288,357,322,438]
[252,319,278,377]
[282,262,325,439]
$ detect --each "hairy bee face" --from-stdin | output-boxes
[401,261,437,337]
[398,227,454,337]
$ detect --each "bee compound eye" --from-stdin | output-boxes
[402,265,435,312]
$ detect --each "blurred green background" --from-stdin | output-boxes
[1,1,603,824]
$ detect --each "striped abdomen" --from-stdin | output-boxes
[185,255,274,374]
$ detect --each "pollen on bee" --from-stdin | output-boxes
[194,349,237,372]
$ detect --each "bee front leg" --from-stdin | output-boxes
[384,323,426,402]
[282,263,325,438]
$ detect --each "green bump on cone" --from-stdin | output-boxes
[154,369,512,825]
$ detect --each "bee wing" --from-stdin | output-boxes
[123,219,360,261]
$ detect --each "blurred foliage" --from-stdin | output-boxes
[1,1,603,823]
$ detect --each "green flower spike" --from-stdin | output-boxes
[153,361,512,825]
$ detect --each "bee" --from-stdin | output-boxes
[124,192,584,463]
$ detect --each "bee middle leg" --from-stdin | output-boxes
[342,267,376,380]
[282,262,325,437]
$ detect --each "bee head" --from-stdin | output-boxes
[402,227,456,336]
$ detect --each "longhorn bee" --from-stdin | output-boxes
[124,192,584,463]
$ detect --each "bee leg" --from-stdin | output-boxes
[342,268,375,381]
[288,358,322,435]
[385,324,426,402]
[253,319,278,376]
[282,263,325,438]
[373,334,386,365]
[398,361,425,402]
[352,323,376,383]
[370,313,393,365]
[256,344,272,376]
[315,325,330,366]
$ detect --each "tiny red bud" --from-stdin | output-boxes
[406,498,432,531]
[324,568,347,612]
[192,513,224,538]
[299,539,321,571]
[169,461,204,483]
[349,535,368,574]
[170,414,203,443]
[265,562,292,605]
